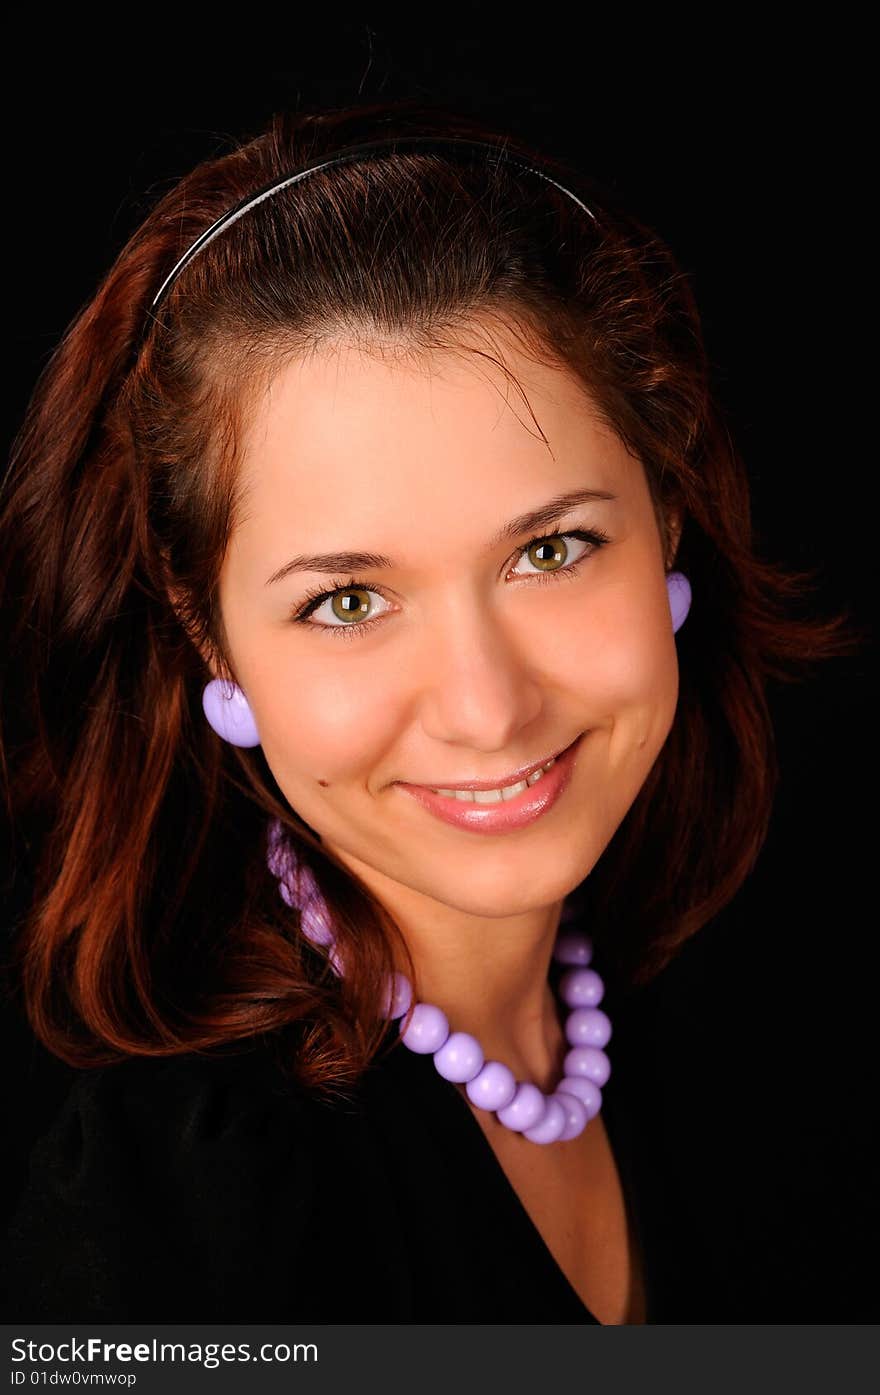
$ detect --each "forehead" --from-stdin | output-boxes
[229,323,644,560]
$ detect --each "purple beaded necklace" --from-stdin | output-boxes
[266,817,611,1145]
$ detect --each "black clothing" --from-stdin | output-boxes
[2,923,875,1323]
[3,1019,635,1323]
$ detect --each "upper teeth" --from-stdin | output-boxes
[431,757,556,802]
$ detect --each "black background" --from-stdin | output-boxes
[3,21,876,1320]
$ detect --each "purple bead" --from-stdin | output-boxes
[286,860,323,908]
[558,967,605,1008]
[667,570,692,634]
[298,897,336,948]
[563,1045,611,1087]
[400,1003,449,1054]
[433,1032,484,1083]
[523,1095,566,1144]
[465,1060,517,1112]
[267,840,290,880]
[565,1006,612,1048]
[269,840,307,893]
[496,1081,547,1132]
[382,972,413,1020]
[202,678,261,747]
[554,1090,589,1141]
[552,931,593,966]
[557,1076,603,1120]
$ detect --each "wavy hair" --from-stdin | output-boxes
[0,98,863,1096]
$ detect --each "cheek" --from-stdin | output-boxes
[254,653,402,780]
[582,630,677,708]
[570,580,676,694]
[567,590,679,831]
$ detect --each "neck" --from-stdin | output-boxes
[323,845,573,1085]
[393,895,568,1086]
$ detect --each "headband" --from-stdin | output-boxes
[141,135,598,343]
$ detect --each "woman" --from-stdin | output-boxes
[0,100,859,1324]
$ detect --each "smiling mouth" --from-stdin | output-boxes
[393,733,586,833]
[397,736,579,801]
[428,754,561,803]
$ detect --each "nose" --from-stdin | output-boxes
[414,589,544,752]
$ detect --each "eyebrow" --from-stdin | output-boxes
[264,486,618,586]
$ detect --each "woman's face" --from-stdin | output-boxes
[216,318,681,927]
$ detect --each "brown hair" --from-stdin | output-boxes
[0,99,863,1096]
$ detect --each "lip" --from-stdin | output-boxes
[394,732,585,835]
[403,739,574,792]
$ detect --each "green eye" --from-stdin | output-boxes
[330,588,373,623]
[525,535,569,571]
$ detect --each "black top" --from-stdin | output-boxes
[2,931,874,1324]
[3,1019,639,1324]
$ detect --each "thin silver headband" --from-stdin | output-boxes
[141,135,597,343]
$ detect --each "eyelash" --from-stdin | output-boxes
[288,527,612,641]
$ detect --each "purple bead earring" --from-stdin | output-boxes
[202,571,692,748]
[667,570,691,635]
[202,677,261,748]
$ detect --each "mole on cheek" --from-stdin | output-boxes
[317,779,330,787]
